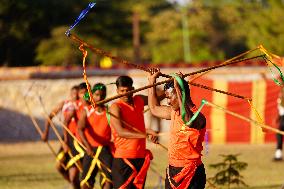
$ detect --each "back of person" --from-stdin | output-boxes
[111,95,146,158]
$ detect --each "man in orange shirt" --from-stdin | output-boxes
[63,82,88,189]
[148,70,206,189]
[109,75,158,189]
[41,85,79,183]
[78,83,113,189]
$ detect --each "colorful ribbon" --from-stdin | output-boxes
[65,2,96,36]
[79,44,96,108]
[259,45,284,86]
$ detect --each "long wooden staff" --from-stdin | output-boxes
[37,95,112,172]
[189,46,261,82]
[23,95,68,170]
[96,55,264,106]
[36,96,83,172]
[205,101,284,135]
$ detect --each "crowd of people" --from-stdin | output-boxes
[41,70,207,189]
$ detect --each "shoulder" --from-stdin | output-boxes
[110,103,120,112]
[190,112,206,130]
[134,95,144,106]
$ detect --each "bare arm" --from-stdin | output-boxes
[109,104,146,138]
[42,101,64,141]
[138,90,166,107]
[63,109,74,145]
[77,109,93,155]
[148,71,171,120]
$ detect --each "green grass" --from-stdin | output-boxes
[0,142,283,189]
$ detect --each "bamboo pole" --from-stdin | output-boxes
[189,47,261,82]
[23,96,67,170]
[205,101,284,136]
[96,55,264,106]
[37,96,83,172]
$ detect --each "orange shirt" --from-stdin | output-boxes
[168,110,206,167]
[84,106,111,147]
[62,100,77,136]
[111,95,146,158]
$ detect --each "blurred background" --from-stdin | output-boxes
[1,0,284,188]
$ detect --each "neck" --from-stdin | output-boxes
[96,105,105,112]
[121,97,133,105]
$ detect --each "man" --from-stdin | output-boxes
[148,70,206,189]
[109,75,158,189]
[78,83,113,189]
[41,85,79,183]
[274,86,284,160]
[62,82,88,189]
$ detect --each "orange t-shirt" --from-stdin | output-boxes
[62,100,77,136]
[168,110,206,167]
[111,95,146,158]
[84,106,111,147]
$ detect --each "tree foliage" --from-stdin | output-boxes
[208,154,248,189]
[1,0,284,66]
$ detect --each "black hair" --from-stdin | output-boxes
[116,75,133,88]
[71,85,79,91]
[92,83,107,99]
[78,82,88,90]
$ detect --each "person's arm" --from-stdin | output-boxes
[77,109,93,156]
[109,104,147,138]
[62,109,74,152]
[42,101,64,142]
[148,71,171,120]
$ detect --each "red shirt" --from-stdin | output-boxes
[169,110,205,167]
[111,96,146,158]
[84,106,111,147]
[62,100,77,136]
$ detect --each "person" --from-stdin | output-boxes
[274,86,284,160]
[109,75,158,189]
[62,82,88,189]
[41,85,79,183]
[78,83,113,189]
[148,70,207,189]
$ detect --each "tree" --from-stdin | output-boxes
[208,154,248,189]
[36,26,80,66]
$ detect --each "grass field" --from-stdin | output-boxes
[0,141,283,189]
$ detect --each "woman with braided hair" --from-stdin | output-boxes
[148,69,206,189]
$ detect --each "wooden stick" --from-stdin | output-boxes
[23,96,67,170]
[37,97,83,172]
[205,101,284,135]
[189,47,261,82]
[70,34,171,78]
[189,82,252,101]
[96,55,264,106]
[107,110,168,151]
[38,96,112,173]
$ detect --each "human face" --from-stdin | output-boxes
[116,86,134,102]
[70,89,78,101]
[92,90,106,102]
[165,88,179,111]
[78,89,87,101]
